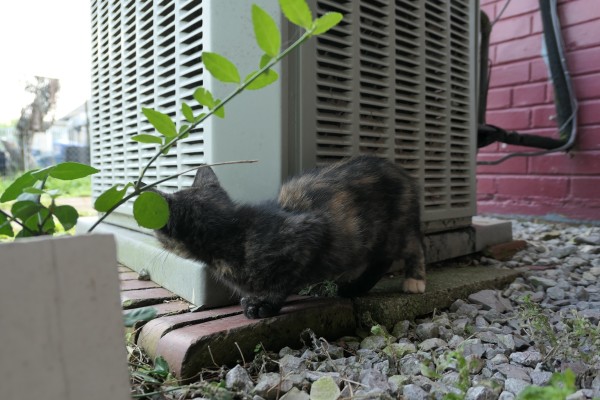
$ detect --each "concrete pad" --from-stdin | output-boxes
[353,265,521,328]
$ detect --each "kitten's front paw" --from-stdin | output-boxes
[240,297,279,319]
[403,278,426,293]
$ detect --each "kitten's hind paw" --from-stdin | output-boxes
[240,297,280,319]
[403,278,426,293]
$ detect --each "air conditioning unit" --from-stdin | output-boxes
[87,0,488,307]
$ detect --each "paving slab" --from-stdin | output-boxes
[354,265,521,328]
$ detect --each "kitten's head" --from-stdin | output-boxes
[154,166,233,260]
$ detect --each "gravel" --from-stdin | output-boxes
[177,220,600,399]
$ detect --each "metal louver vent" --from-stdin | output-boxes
[295,0,477,231]
[91,0,477,234]
[90,0,205,221]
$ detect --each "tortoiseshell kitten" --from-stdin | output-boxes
[155,155,426,319]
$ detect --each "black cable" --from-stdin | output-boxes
[479,11,492,124]
[477,0,578,166]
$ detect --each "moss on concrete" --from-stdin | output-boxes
[353,265,521,328]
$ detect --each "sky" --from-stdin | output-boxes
[0,0,91,124]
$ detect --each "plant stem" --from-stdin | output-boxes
[139,160,257,191]
[135,29,314,187]
[39,202,55,233]
[87,160,257,232]
[0,208,37,236]
[35,176,48,232]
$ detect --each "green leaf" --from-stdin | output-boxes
[259,53,273,69]
[132,134,163,145]
[47,162,100,180]
[312,12,343,35]
[53,205,79,230]
[279,0,313,30]
[0,171,38,203]
[252,4,281,57]
[213,100,225,119]
[194,112,207,123]
[153,356,170,377]
[22,187,45,195]
[202,52,241,84]
[11,201,42,221]
[133,191,170,229]
[179,124,190,139]
[182,102,195,123]
[23,207,55,235]
[142,108,178,138]
[16,180,45,204]
[94,184,130,212]
[0,213,14,237]
[193,88,216,108]
[123,307,157,327]
[245,69,279,90]
[31,166,54,180]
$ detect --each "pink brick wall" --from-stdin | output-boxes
[477,0,600,222]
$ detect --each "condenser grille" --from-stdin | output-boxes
[90,0,205,206]
[311,0,476,225]
[314,0,353,163]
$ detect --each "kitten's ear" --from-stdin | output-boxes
[192,166,220,187]
[145,186,172,202]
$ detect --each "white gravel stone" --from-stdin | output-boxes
[465,386,497,400]
[402,384,429,400]
[509,351,543,367]
[498,391,516,400]
[504,378,530,396]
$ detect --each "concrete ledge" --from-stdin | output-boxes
[78,217,237,308]
[354,265,521,328]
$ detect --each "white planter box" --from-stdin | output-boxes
[0,234,130,400]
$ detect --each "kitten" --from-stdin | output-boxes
[155,155,426,319]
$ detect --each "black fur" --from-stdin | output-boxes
[155,155,426,319]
